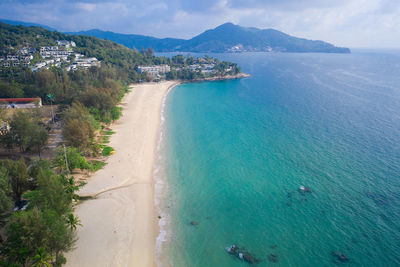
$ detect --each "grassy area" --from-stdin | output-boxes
[101,135,110,144]
[88,160,106,171]
[101,146,114,156]
[102,130,116,135]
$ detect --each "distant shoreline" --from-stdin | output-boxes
[185,72,251,82]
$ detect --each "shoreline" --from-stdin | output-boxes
[65,81,180,267]
[65,74,247,267]
[182,72,251,83]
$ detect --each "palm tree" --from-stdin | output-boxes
[66,213,82,230]
[31,247,53,267]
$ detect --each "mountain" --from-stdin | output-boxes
[179,23,350,53]
[0,18,56,31]
[65,29,184,52]
[68,23,350,53]
[1,19,350,53]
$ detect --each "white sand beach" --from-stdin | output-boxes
[65,81,179,267]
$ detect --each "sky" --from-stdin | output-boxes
[0,0,399,48]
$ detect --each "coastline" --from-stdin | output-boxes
[65,73,247,267]
[65,81,180,267]
[185,72,251,83]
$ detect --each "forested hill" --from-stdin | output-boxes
[0,22,241,105]
[68,22,351,53]
[0,22,171,103]
[66,29,184,52]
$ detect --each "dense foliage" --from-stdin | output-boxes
[0,159,82,266]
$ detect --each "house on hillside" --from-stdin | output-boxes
[0,98,42,108]
[56,40,76,48]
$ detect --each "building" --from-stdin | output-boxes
[56,40,76,48]
[0,98,42,108]
[40,46,70,58]
[72,57,101,69]
[137,65,171,77]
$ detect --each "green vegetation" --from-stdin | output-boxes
[87,160,106,172]
[0,22,244,266]
[53,147,88,173]
[0,110,49,156]
[0,159,82,266]
[102,129,116,135]
[101,146,114,156]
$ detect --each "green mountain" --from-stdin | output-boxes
[0,18,56,31]
[68,22,350,53]
[65,29,184,52]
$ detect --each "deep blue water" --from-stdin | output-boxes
[159,51,400,266]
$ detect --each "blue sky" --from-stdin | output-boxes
[0,0,399,48]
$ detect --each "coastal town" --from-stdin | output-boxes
[0,39,101,72]
[1,37,240,81]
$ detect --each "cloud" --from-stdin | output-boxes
[0,0,399,47]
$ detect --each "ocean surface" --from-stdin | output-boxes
[156,50,400,266]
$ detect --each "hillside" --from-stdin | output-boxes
[68,22,350,53]
[66,29,184,52]
[0,18,56,31]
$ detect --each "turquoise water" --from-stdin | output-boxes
[160,51,400,266]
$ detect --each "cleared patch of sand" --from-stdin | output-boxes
[65,81,180,267]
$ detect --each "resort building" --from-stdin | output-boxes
[137,65,171,77]
[72,57,101,69]
[40,46,70,58]
[56,40,76,48]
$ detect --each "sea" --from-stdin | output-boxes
[154,50,400,266]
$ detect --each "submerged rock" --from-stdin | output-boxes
[226,244,260,265]
[332,251,349,262]
[299,185,312,194]
[268,253,279,263]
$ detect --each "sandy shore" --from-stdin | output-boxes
[65,81,180,267]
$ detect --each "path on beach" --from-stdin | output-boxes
[65,81,178,267]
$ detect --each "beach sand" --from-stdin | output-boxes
[65,81,179,267]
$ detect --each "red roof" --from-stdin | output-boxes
[0,98,41,103]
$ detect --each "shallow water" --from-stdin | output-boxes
[160,51,400,266]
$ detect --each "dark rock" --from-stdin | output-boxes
[268,253,279,263]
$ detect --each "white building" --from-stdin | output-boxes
[137,65,170,76]
[56,40,76,48]
[40,46,71,58]
[72,57,101,69]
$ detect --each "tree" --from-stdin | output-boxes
[3,158,29,203]
[62,102,95,150]
[2,207,47,265]
[66,213,81,230]
[28,122,49,157]
[9,111,31,152]
[53,146,88,173]
[0,165,12,214]
[32,247,53,267]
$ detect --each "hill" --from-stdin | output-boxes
[65,29,184,52]
[68,22,350,53]
[0,18,56,31]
